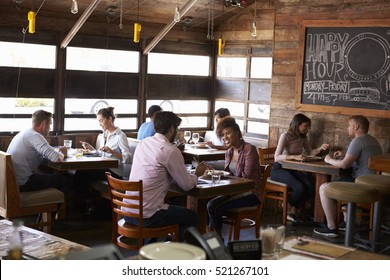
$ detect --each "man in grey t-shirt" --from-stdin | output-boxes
[7,110,72,198]
[313,115,382,237]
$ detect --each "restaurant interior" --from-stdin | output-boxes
[1,0,390,260]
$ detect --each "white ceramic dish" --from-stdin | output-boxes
[139,242,206,260]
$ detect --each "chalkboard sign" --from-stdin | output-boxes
[296,20,390,118]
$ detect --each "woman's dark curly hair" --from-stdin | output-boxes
[216,116,242,140]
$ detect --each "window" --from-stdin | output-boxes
[216,57,246,78]
[0,41,56,132]
[148,53,210,76]
[147,100,209,128]
[64,99,138,131]
[0,41,56,69]
[66,47,139,73]
[215,52,272,139]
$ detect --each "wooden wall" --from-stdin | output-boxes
[221,0,390,153]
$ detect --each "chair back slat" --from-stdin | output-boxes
[258,147,277,165]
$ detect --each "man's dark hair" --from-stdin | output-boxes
[148,105,162,118]
[32,110,52,126]
[215,108,230,118]
[154,111,182,134]
[349,115,369,133]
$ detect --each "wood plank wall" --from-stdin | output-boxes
[222,0,390,153]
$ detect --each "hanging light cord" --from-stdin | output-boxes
[137,0,140,22]
[119,0,123,29]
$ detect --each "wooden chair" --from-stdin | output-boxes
[258,147,290,224]
[105,172,179,250]
[0,151,65,233]
[222,164,271,241]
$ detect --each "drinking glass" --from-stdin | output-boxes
[192,133,200,146]
[184,131,191,143]
[64,140,72,150]
[260,226,276,257]
[267,224,285,252]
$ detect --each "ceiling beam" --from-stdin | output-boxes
[60,0,102,49]
[143,0,198,55]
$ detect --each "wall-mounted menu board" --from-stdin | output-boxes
[296,20,390,118]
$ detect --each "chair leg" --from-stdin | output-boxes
[282,192,288,225]
[233,218,241,240]
[41,212,52,233]
[345,202,357,247]
[228,224,234,241]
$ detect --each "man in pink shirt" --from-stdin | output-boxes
[124,111,208,241]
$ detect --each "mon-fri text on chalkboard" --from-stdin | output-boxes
[296,20,390,118]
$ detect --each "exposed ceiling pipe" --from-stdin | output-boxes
[61,0,101,49]
[143,0,198,55]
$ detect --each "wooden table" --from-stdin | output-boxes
[0,220,88,260]
[182,144,226,163]
[368,153,390,173]
[169,176,255,233]
[279,235,390,260]
[281,159,341,223]
[46,154,118,171]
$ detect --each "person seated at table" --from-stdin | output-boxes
[270,113,329,223]
[206,117,263,236]
[207,107,230,150]
[6,110,72,199]
[123,111,208,241]
[75,106,132,216]
[313,115,382,237]
[137,105,162,140]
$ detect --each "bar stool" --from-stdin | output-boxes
[355,174,390,252]
[324,182,380,247]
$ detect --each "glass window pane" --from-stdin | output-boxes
[250,57,273,79]
[248,104,270,120]
[180,116,208,128]
[0,97,54,114]
[65,99,137,115]
[147,100,209,114]
[66,47,139,73]
[214,101,244,117]
[147,53,210,76]
[64,117,137,131]
[0,118,32,133]
[247,121,269,135]
[0,41,56,69]
[216,57,246,78]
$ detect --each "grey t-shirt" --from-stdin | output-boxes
[347,134,382,179]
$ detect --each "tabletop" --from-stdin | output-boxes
[0,220,88,260]
[182,144,226,163]
[46,153,118,171]
[170,175,255,233]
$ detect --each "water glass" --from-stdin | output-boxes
[185,164,193,173]
[211,174,221,184]
[63,140,72,150]
[260,226,276,256]
[75,148,83,159]
[192,133,200,145]
[184,131,191,143]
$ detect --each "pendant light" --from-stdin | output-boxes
[134,0,141,43]
[251,0,257,38]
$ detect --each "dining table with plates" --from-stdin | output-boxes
[169,173,255,233]
[281,159,341,223]
[46,149,118,171]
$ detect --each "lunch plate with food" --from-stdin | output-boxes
[191,143,208,149]
[298,156,323,162]
[200,170,230,180]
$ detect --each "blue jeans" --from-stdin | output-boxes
[270,162,314,208]
[207,193,260,230]
[124,205,199,241]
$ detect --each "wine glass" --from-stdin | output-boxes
[192,133,200,146]
[184,131,191,143]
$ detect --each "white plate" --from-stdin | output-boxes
[203,170,230,176]
[139,242,206,260]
